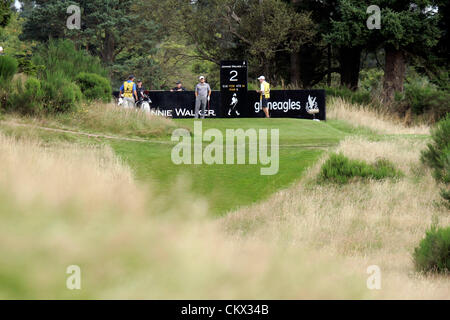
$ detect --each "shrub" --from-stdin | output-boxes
[394,82,450,122]
[325,86,372,106]
[413,226,450,273]
[319,153,402,184]
[421,115,450,204]
[41,74,83,114]
[15,54,44,76]
[32,39,108,81]
[75,72,112,102]
[359,68,384,92]
[0,55,18,82]
[6,77,45,114]
[7,75,82,115]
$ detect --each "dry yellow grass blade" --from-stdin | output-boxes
[224,135,449,299]
[0,133,368,299]
[327,97,430,135]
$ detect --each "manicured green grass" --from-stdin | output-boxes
[111,119,346,214]
[111,140,323,214]
[0,117,347,214]
[175,118,345,146]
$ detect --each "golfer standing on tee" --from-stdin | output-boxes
[257,76,271,118]
[195,76,211,119]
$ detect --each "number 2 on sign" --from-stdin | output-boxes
[230,70,238,82]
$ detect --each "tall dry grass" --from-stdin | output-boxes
[0,133,368,299]
[1,97,447,299]
[224,135,450,299]
[327,97,430,135]
[9,102,179,139]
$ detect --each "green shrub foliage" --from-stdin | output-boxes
[0,55,18,82]
[75,72,112,102]
[414,226,450,273]
[421,115,450,204]
[41,75,83,113]
[319,153,402,184]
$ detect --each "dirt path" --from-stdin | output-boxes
[0,120,334,149]
[1,121,170,144]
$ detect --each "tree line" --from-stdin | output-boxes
[1,0,449,103]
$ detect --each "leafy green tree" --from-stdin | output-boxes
[324,0,372,90]
[377,1,440,101]
[0,0,12,28]
[19,0,164,88]
[225,0,315,81]
[413,0,450,90]
[145,0,314,83]
[326,0,441,98]
[20,0,75,41]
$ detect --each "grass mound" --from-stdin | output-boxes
[318,153,402,184]
[52,103,180,139]
[0,133,366,299]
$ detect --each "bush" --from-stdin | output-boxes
[414,226,450,273]
[325,87,372,106]
[7,77,45,114]
[41,74,83,114]
[421,115,450,204]
[359,68,384,93]
[32,39,108,81]
[15,54,44,76]
[7,75,82,115]
[393,80,450,123]
[75,72,112,102]
[0,55,18,82]
[319,153,402,184]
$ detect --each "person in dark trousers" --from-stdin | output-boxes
[136,80,146,103]
[171,81,186,92]
[194,76,211,119]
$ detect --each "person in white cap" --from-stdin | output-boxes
[257,76,270,118]
[194,76,211,119]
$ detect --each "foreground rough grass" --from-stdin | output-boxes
[0,98,448,299]
[224,135,450,298]
[0,133,368,299]
[2,102,180,139]
[327,97,430,135]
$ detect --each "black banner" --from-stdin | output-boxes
[220,61,248,118]
[113,90,326,120]
[0,300,442,318]
[248,90,326,120]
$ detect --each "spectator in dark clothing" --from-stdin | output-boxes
[171,81,186,92]
[135,80,148,108]
[136,80,146,101]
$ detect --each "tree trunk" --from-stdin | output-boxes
[290,52,301,86]
[383,46,406,102]
[102,31,115,64]
[339,46,362,90]
[327,44,332,87]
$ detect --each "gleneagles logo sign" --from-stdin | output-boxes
[254,99,302,113]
